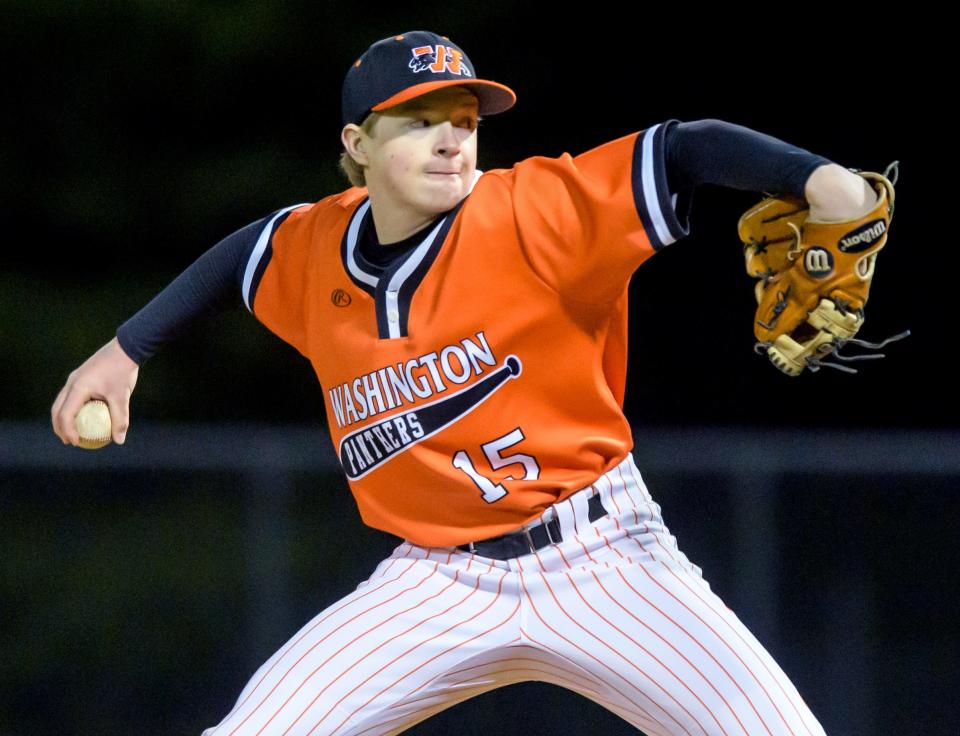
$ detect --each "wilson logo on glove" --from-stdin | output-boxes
[803,248,834,278]
[738,161,910,376]
[839,219,887,253]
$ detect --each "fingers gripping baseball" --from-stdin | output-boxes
[51,337,139,446]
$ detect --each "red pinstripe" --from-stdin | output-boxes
[531,545,547,573]
[357,663,649,736]
[379,636,544,707]
[614,465,642,507]
[553,542,574,570]
[617,564,792,736]
[612,475,682,568]
[457,552,499,575]
[628,526,657,562]
[517,567,686,735]
[382,656,613,714]
[269,569,477,735]
[519,625,668,736]
[591,569,753,736]
[205,455,824,736]
[622,464,715,600]
[603,471,640,526]
[565,568,732,734]
[322,572,514,735]
[604,475,623,515]
[576,536,598,563]
[530,546,547,572]
[572,490,586,535]
[378,546,409,577]
[540,570,714,736]
[212,559,422,735]
[658,562,812,736]
[225,562,439,735]
[596,527,627,559]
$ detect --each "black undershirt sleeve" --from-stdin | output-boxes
[115,212,274,365]
[114,122,833,367]
[663,118,833,201]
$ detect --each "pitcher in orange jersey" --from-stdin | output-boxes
[50,28,883,735]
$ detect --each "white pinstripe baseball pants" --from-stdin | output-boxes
[202,453,827,736]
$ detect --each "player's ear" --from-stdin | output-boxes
[341,124,369,166]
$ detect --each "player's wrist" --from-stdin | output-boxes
[110,335,141,369]
[805,163,878,222]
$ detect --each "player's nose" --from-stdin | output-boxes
[433,121,462,156]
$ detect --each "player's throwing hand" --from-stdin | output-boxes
[51,337,139,446]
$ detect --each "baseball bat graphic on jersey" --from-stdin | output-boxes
[340,355,521,480]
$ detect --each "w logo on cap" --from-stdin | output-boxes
[409,45,473,77]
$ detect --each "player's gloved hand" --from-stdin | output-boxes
[51,336,140,446]
[738,161,909,376]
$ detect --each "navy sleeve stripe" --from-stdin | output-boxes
[242,204,311,312]
[114,206,309,365]
[631,120,691,251]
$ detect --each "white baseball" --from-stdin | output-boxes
[75,399,112,449]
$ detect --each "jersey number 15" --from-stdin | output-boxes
[451,427,541,503]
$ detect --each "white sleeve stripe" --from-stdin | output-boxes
[640,123,675,248]
[242,204,310,313]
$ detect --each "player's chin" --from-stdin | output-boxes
[422,176,468,206]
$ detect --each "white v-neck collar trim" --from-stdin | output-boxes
[344,169,484,286]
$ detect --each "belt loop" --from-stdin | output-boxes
[545,517,558,544]
[522,528,536,554]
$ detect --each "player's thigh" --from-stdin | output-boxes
[201,544,519,736]
[338,642,580,736]
[521,537,826,736]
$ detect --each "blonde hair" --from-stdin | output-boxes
[339,112,382,188]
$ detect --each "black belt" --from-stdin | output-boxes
[458,492,608,560]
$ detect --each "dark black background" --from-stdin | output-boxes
[2,5,948,428]
[2,4,954,735]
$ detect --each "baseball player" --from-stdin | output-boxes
[51,29,885,735]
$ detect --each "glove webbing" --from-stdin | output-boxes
[755,329,912,374]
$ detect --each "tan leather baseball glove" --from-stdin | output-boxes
[738,161,909,376]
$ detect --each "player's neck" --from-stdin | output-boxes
[368,206,437,245]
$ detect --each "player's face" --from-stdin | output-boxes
[361,87,480,222]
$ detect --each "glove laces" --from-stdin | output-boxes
[805,329,912,374]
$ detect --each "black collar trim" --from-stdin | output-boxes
[339,183,475,339]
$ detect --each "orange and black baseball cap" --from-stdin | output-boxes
[341,31,517,127]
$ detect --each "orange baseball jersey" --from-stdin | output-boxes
[243,121,692,546]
